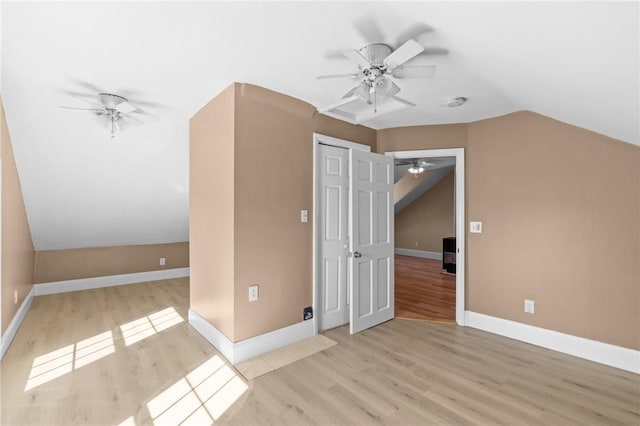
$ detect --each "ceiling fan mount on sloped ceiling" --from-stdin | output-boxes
[60,92,155,138]
[317,39,436,116]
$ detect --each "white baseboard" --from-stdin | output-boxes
[189,309,236,362]
[188,308,315,365]
[395,248,442,261]
[1,287,35,360]
[34,267,190,296]
[465,311,640,374]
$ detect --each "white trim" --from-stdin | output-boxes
[233,319,315,364]
[465,311,640,374]
[313,133,370,335]
[34,267,190,296]
[395,248,442,260]
[188,308,315,365]
[188,309,235,362]
[387,148,465,326]
[1,287,35,360]
[314,133,371,153]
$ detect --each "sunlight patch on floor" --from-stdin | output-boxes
[25,331,115,391]
[147,355,248,426]
[120,307,184,346]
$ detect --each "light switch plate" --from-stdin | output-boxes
[301,209,308,223]
[470,221,482,233]
[249,285,259,302]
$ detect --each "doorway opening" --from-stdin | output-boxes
[387,149,465,326]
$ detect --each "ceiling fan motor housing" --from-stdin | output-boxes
[358,43,393,66]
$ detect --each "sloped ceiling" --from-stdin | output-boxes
[2,2,638,250]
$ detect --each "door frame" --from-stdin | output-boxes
[385,148,466,326]
[312,133,371,334]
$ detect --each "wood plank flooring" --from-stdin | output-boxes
[2,279,639,426]
[395,255,456,321]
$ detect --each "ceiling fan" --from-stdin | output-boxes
[396,159,434,176]
[317,39,436,113]
[60,92,151,138]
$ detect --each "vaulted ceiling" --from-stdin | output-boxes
[2,2,638,250]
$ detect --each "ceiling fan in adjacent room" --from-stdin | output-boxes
[395,159,435,176]
[60,92,155,138]
[317,39,436,114]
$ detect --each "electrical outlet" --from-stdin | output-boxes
[414,242,419,248]
[249,285,259,302]
[303,306,313,320]
[524,299,535,314]
[300,209,308,223]
[159,257,166,266]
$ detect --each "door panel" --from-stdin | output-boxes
[318,144,349,330]
[349,150,394,334]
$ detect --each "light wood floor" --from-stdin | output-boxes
[2,279,639,425]
[395,255,456,322]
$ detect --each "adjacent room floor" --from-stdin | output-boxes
[2,279,638,425]
[395,254,456,322]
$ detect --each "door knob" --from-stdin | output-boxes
[353,251,362,258]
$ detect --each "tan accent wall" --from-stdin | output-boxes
[190,83,375,342]
[33,242,188,283]
[467,111,639,350]
[233,83,375,341]
[190,84,236,340]
[395,171,455,253]
[379,112,639,350]
[1,99,35,334]
[377,123,469,153]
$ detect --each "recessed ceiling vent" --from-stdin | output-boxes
[445,97,467,107]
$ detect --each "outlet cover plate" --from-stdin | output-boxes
[524,299,535,314]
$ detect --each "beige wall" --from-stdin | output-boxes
[467,111,639,350]
[33,242,188,283]
[190,84,236,340]
[395,171,454,253]
[377,123,469,153]
[233,84,375,341]
[379,112,639,351]
[190,83,375,342]
[1,99,35,334]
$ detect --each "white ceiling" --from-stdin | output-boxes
[2,2,638,250]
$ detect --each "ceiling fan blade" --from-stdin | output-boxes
[59,106,102,112]
[383,39,424,70]
[376,79,401,98]
[115,101,137,114]
[342,49,371,69]
[396,23,433,47]
[316,73,362,80]
[130,108,159,121]
[392,65,437,79]
[391,95,416,107]
[70,94,104,109]
[121,115,143,126]
[343,81,371,104]
[317,95,360,113]
[353,16,385,44]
